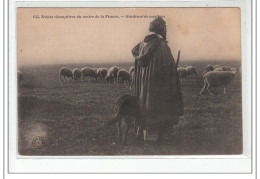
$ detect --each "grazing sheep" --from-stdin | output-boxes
[200,69,238,95]
[231,67,239,72]
[97,68,108,80]
[205,65,215,71]
[222,66,232,71]
[202,65,215,75]
[96,68,101,79]
[17,70,24,83]
[213,66,234,72]
[213,67,224,71]
[185,66,197,77]
[72,68,81,82]
[93,68,98,76]
[107,95,138,145]
[202,65,222,75]
[81,67,98,82]
[177,67,187,84]
[105,66,119,84]
[129,66,135,75]
[118,67,125,70]
[59,67,73,84]
[116,69,131,87]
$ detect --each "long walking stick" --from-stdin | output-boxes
[176,50,181,69]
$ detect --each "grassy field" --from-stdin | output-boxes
[18,61,242,155]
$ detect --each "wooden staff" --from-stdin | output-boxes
[176,50,181,69]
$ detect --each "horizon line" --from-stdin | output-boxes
[18,58,241,67]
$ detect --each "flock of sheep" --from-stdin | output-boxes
[59,66,135,89]
[18,63,240,95]
[176,64,240,95]
[200,65,240,95]
[177,66,198,83]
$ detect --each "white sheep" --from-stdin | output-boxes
[213,67,224,71]
[81,67,98,82]
[72,68,81,82]
[185,66,197,77]
[213,66,235,72]
[118,67,125,70]
[200,69,238,95]
[177,67,187,84]
[231,67,239,72]
[129,66,135,75]
[222,66,232,71]
[93,68,98,73]
[202,65,217,75]
[204,65,214,71]
[97,68,108,80]
[59,67,73,84]
[105,66,119,84]
[116,69,131,87]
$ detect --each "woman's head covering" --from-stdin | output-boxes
[149,16,167,39]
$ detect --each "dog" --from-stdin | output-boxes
[107,94,139,145]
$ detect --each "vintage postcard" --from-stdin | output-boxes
[17,7,243,156]
[7,0,254,174]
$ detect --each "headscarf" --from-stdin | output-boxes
[149,16,167,39]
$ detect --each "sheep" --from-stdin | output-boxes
[213,66,234,72]
[184,66,200,86]
[202,65,222,75]
[96,68,101,79]
[72,68,81,82]
[222,66,232,71]
[177,67,187,84]
[202,65,215,75]
[93,68,98,76]
[107,95,138,145]
[118,67,125,70]
[81,67,98,82]
[105,66,119,84]
[116,69,131,87]
[205,65,214,71]
[200,69,238,95]
[231,67,239,72]
[185,66,197,77]
[17,70,24,83]
[97,68,108,80]
[59,67,73,84]
[213,67,224,71]
[129,66,135,75]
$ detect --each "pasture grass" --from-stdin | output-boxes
[18,61,242,155]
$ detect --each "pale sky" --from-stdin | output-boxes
[17,8,241,66]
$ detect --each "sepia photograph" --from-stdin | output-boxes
[17,7,242,156]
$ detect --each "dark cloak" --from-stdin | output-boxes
[132,34,184,128]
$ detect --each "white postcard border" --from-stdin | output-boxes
[7,0,253,174]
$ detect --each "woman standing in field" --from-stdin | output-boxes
[132,16,184,142]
